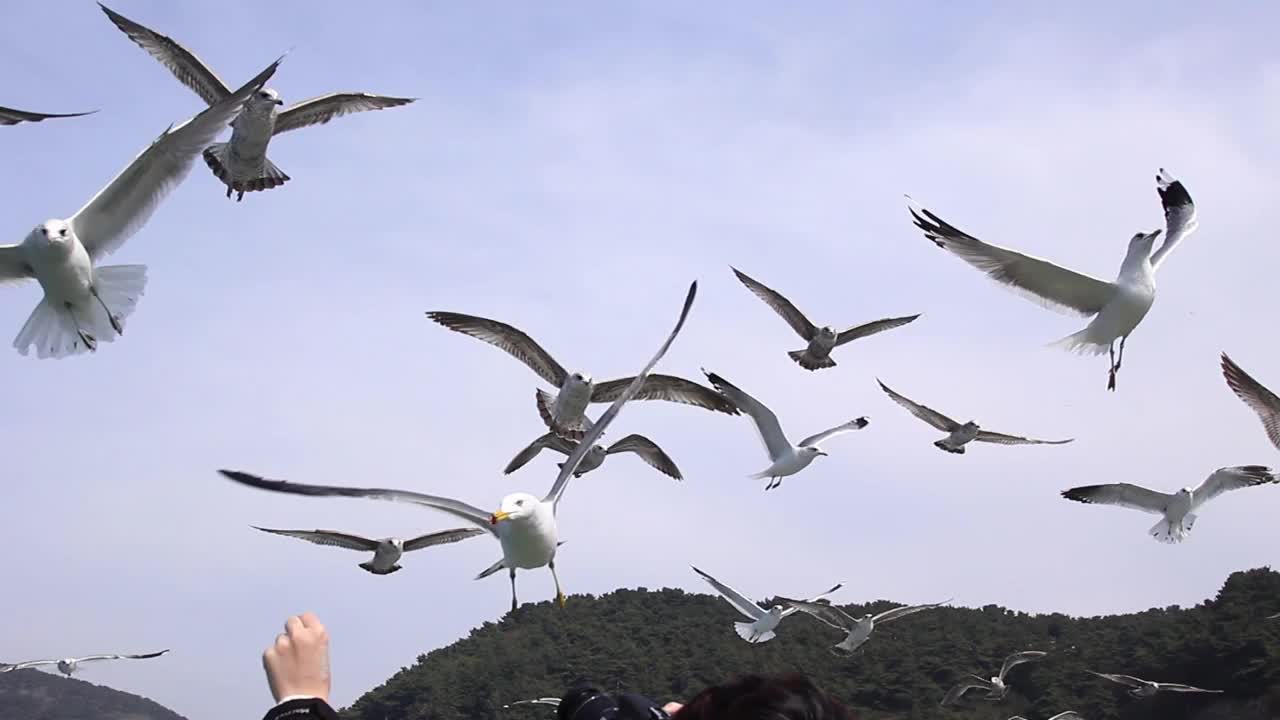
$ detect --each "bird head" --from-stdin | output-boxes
[491,492,539,525]
[387,537,405,549]
[817,326,838,341]
[961,420,980,431]
[249,88,284,110]
[1128,229,1162,254]
[801,446,828,458]
[567,372,593,388]
[33,220,71,246]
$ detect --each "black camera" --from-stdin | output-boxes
[556,684,672,720]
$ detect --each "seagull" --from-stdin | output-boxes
[908,168,1197,391]
[504,431,682,480]
[940,650,1048,706]
[730,266,920,370]
[691,566,843,644]
[0,650,169,677]
[425,310,737,440]
[1087,671,1222,698]
[1060,465,1277,543]
[251,525,485,575]
[503,698,561,710]
[0,106,96,126]
[1220,353,1280,451]
[1,57,282,359]
[99,3,415,202]
[772,597,949,656]
[877,379,1073,454]
[1008,714,1084,720]
[221,282,699,613]
[702,369,869,490]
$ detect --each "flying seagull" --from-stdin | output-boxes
[1220,353,1280,452]
[691,566,843,644]
[908,168,1197,391]
[0,650,169,677]
[941,650,1048,706]
[0,106,96,126]
[99,3,415,202]
[222,281,699,613]
[503,698,561,710]
[702,369,869,490]
[251,525,485,575]
[1087,671,1222,698]
[772,597,949,656]
[504,431,682,480]
[877,379,1073,454]
[730,266,919,370]
[1008,714,1084,720]
[425,310,737,440]
[1061,465,1277,543]
[1,56,282,359]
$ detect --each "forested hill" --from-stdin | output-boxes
[343,568,1280,720]
[0,668,187,720]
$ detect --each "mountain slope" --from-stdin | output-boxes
[0,668,187,720]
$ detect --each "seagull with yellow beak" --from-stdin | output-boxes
[221,282,699,613]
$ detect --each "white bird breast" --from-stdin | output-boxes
[496,503,559,569]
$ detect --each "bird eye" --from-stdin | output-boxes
[59,228,67,237]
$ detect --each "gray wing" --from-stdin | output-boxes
[0,245,33,285]
[797,417,870,448]
[70,56,281,260]
[974,430,1074,446]
[503,698,561,709]
[274,93,415,135]
[503,432,577,474]
[1221,353,1280,451]
[998,650,1048,681]
[0,659,58,672]
[1191,465,1277,511]
[941,679,992,707]
[1149,168,1199,270]
[425,312,568,387]
[774,597,854,630]
[76,650,170,664]
[605,434,683,480]
[877,379,960,432]
[834,314,921,347]
[98,3,233,105]
[1060,483,1172,515]
[730,266,818,340]
[0,106,96,125]
[1087,671,1147,689]
[703,370,792,460]
[251,526,380,551]
[219,470,498,536]
[908,200,1117,317]
[872,599,950,624]
[544,281,697,506]
[591,374,739,416]
[1154,683,1221,694]
[691,566,765,621]
[1047,714,1085,720]
[402,527,487,552]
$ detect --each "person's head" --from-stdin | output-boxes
[672,674,853,720]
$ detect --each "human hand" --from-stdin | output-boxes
[262,612,331,703]
[663,701,683,715]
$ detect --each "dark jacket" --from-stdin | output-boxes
[264,698,339,720]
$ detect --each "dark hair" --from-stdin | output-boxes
[672,673,853,720]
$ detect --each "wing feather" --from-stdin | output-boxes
[75,650,169,664]
[703,370,792,460]
[605,434,682,480]
[0,106,96,125]
[774,597,854,630]
[872,599,950,624]
[877,379,959,431]
[251,526,379,551]
[402,527,486,552]
[1149,168,1199,270]
[503,432,576,475]
[591,374,739,415]
[797,417,869,448]
[835,314,921,346]
[98,3,233,105]
[730,266,817,340]
[274,93,415,135]
[974,430,1074,446]
[998,650,1048,681]
[0,245,33,285]
[691,566,765,621]
[425,312,568,387]
[1221,353,1280,451]
[1190,465,1276,510]
[1060,483,1171,515]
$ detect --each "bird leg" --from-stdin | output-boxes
[508,568,518,613]
[1115,336,1127,372]
[1107,343,1118,391]
[236,190,245,202]
[89,286,123,335]
[549,559,567,608]
[64,301,97,352]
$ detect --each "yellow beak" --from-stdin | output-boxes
[490,510,511,525]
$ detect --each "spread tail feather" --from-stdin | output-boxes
[13,265,147,359]
[359,562,401,575]
[933,439,965,454]
[735,622,774,643]
[788,349,836,370]
[536,389,589,440]
[1049,328,1111,356]
[202,143,291,195]
[1149,514,1195,544]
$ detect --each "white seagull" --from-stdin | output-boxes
[877,379,1073,454]
[908,168,1197,391]
[221,282,699,613]
[503,698,561,710]
[251,525,485,575]
[772,597,949,656]
[730,266,920,370]
[691,566,843,644]
[702,369,869,490]
[1220,353,1280,452]
[1,57,282,358]
[1087,671,1222,698]
[426,310,737,440]
[100,3,415,202]
[941,650,1048,706]
[0,649,169,677]
[1008,713,1084,720]
[1060,465,1277,543]
[504,431,682,480]
[0,106,96,126]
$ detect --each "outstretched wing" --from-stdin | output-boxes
[908,200,1116,317]
[1221,353,1280,451]
[703,370,792,460]
[77,650,170,664]
[275,93,415,135]
[730,266,817,340]
[219,470,498,536]
[877,379,960,432]
[251,526,380,551]
[544,282,698,506]
[975,430,1074,446]
[1190,465,1276,511]
[1155,683,1222,694]
[0,106,96,125]
[835,314,921,347]
[940,679,992,707]
[606,434,682,480]
[1060,483,1171,515]
[403,527,486,552]
[425,312,568,387]
[98,3,233,105]
[503,432,577,474]
[873,599,950,624]
[691,566,765,621]
[1087,671,1147,689]
[998,650,1048,681]
[591,374,739,416]
[0,659,58,672]
[774,597,854,630]
[797,417,869,448]
[0,245,34,285]
[1149,168,1199,270]
[503,698,561,709]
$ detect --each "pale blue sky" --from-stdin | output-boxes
[4,2,1280,719]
